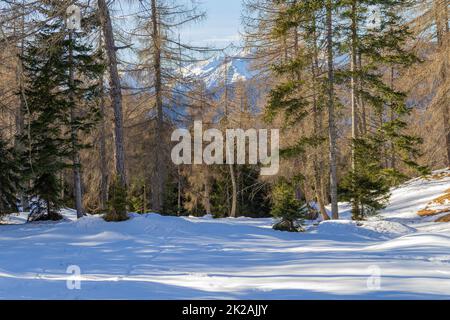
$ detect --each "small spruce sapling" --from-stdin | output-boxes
[104,177,129,222]
[271,180,307,232]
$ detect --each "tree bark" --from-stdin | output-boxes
[390,66,396,169]
[229,164,237,218]
[350,0,358,172]
[150,0,166,212]
[97,0,127,190]
[203,168,212,216]
[349,0,359,218]
[177,166,182,216]
[14,2,29,210]
[223,55,237,218]
[98,57,108,211]
[68,32,84,219]
[326,0,339,219]
[311,13,330,221]
[357,52,367,135]
[434,0,450,167]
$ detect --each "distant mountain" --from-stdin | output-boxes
[120,51,263,123]
[182,52,258,90]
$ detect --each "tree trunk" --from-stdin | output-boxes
[150,0,166,212]
[98,58,108,211]
[350,0,358,172]
[390,66,396,169]
[326,0,339,219]
[349,0,359,218]
[313,165,329,220]
[69,32,84,219]
[311,14,330,221]
[97,0,127,191]
[222,55,237,218]
[143,182,147,213]
[177,166,182,216]
[229,164,237,218]
[358,52,367,135]
[204,168,212,216]
[14,4,29,211]
[434,0,450,167]
[442,86,449,167]
[295,184,303,201]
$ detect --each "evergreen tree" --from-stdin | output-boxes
[128,177,150,214]
[271,179,307,232]
[20,3,103,221]
[338,1,427,219]
[105,176,129,222]
[340,137,391,220]
[0,135,20,217]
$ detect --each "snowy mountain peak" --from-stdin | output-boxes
[183,52,257,89]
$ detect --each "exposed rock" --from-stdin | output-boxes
[273,219,304,232]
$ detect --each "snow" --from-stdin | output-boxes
[183,52,257,89]
[1,171,450,299]
[315,220,416,240]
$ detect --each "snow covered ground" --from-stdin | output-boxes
[1,170,450,299]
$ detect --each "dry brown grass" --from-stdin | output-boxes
[417,187,450,217]
[435,214,450,223]
[429,188,450,205]
[427,171,450,181]
[417,208,450,217]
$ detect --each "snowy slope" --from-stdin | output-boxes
[1,171,450,299]
[182,52,257,90]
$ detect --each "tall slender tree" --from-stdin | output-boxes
[339,1,427,219]
[97,0,128,220]
[129,0,205,212]
[326,0,339,219]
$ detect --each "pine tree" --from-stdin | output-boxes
[338,1,427,219]
[105,176,129,222]
[340,137,391,220]
[97,0,128,219]
[0,135,20,217]
[21,2,103,221]
[271,179,307,232]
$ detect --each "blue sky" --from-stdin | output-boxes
[180,0,243,49]
[112,0,244,62]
